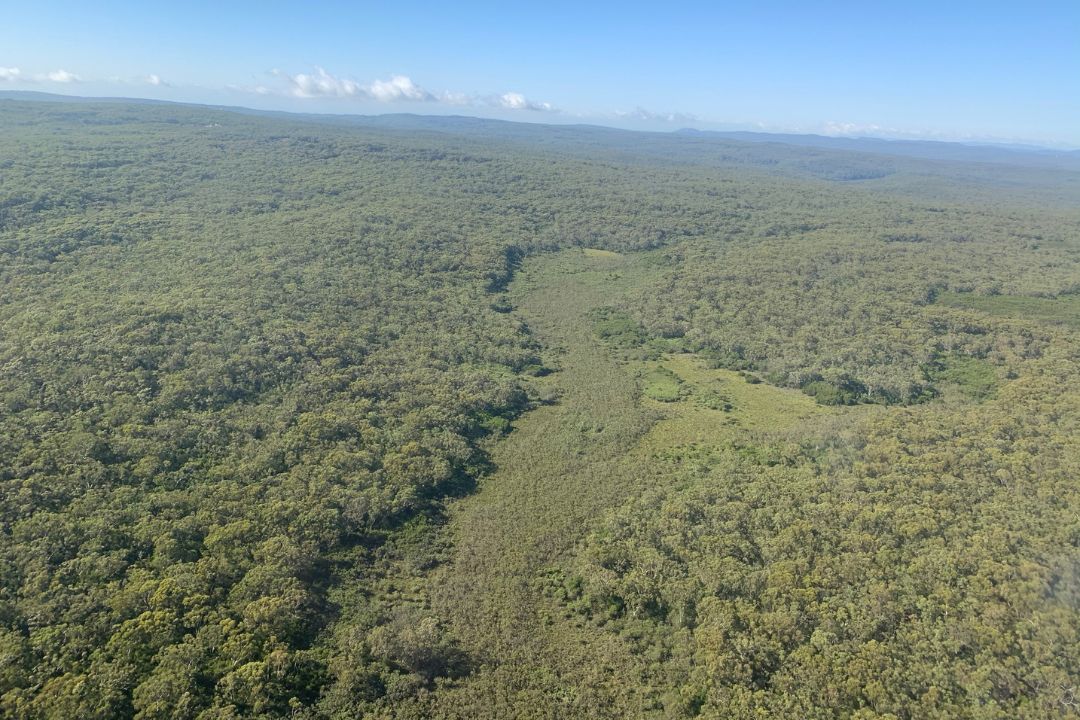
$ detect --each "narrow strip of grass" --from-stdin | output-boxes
[937,291,1080,328]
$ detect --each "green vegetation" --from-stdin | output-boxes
[936,290,1080,328]
[592,306,650,348]
[1,98,1079,718]
[642,366,684,402]
[929,355,1000,401]
[582,247,623,259]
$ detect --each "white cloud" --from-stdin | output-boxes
[0,67,82,84]
[439,91,471,106]
[498,92,553,112]
[266,67,557,112]
[274,67,363,98]
[273,67,438,103]
[145,74,166,86]
[368,75,433,102]
[819,120,964,141]
[44,69,80,83]
[276,67,435,103]
[821,121,886,136]
[616,106,697,123]
[498,92,528,109]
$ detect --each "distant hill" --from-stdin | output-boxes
[3,90,1076,171]
[677,128,1080,171]
[0,89,168,105]
[3,91,1079,191]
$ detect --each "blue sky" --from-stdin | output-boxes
[2,1,1078,146]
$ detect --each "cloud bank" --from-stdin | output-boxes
[43,69,80,83]
[1,67,84,84]
[498,92,553,112]
[821,121,888,136]
[368,75,433,102]
[274,67,363,98]
[615,106,698,124]
[269,67,555,112]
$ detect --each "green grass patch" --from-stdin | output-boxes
[582,247,623,259]
[649,354,833,434]
[642,366,684,402]
[937,291,1080,328]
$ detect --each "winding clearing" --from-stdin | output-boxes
[406,249,834,718]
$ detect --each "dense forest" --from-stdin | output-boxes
[0,98,1078,719]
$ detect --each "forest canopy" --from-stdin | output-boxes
[1,98,1079,719]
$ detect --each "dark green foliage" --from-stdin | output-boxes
[591,307,648,347]
[928,355,1000,400]
[800,374,867,405]
[694,389,733,412]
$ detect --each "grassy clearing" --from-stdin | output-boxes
[641,366,683,401]
[635,354,835,453]
[405,248,855,716]
[663,354,826,430]
[937,290,1080,328]
[411,249,667,716]
[582,247,623,259]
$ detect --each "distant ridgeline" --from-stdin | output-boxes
[0,97,1078,718]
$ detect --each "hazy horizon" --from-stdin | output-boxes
[4,88,1080,155]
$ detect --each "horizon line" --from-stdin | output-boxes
[2,88,1078,155]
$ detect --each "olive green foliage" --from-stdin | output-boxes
[573,352,1080,718]
[937,291,1080,329]
[1,99,1079,719]
[389,250,1080,720]
[0,101,688,718]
